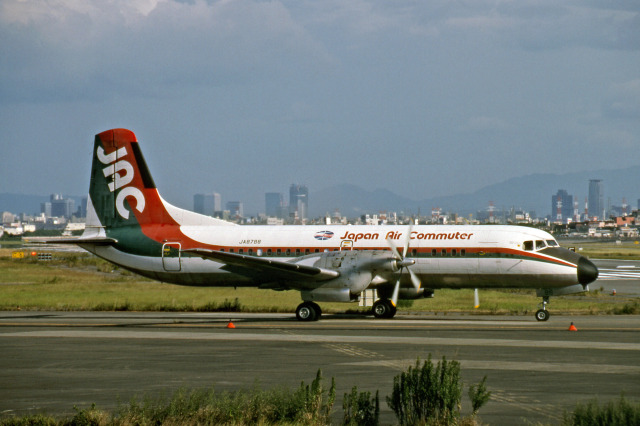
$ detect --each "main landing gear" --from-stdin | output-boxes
[296,301,322,321]
[372,299,397,319]
[535,296,550,321]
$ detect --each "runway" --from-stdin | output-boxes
[1,311,639,424]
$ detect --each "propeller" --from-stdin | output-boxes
[474,288,480,309]
[387,224,421,307]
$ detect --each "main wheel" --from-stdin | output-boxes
[372,299,397,319]
[535,309,550,321]
[309,302,322,320]
[296,302,318,321]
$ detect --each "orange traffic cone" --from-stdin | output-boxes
[568,322,577,331]
[226,320,236,329]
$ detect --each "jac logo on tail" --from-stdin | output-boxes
[97,146,145,219]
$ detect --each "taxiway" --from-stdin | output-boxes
[1,311,639,424]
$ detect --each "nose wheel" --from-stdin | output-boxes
[535,296,550,321]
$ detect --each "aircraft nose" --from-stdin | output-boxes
[577,257,598,285]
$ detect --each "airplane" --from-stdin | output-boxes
[51,128,599,322]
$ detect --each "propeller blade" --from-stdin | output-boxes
[386,237,402,261]
[474,288,480,309]
[402,223,413,259]
[391,279,400,307]
[409,268,421,290]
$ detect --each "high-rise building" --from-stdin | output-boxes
[194,193,221,216]
[289,184,308,220]
[588,179,604,220]
[265,192,285,218]
[551,190,573,223]
[48,194,75,218]
[226,201,243,219]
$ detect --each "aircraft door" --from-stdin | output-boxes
[340,240,353,251]
[162,242,181,271]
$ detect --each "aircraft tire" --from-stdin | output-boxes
[535,309,550,321]
[296,302,318,321]
[372,299,396,319]
[309,302,322,320]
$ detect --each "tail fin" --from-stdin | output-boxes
[86,129,232,243]
[88,129,162,228]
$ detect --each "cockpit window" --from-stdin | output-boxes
[546,239,558,247]
[523,241,533,251]
[535,240,546,250]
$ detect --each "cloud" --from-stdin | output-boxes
[0,0,332,102]
[603,79,640,119]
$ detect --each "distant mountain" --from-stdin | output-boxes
[4,166,640,219]
[311,166,640,218]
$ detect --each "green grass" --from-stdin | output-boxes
[0,249,635,315]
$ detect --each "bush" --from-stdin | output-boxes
[114,369,335,425]
[387,355,490,426]
[562,395,640,426]
[343,386,379,425]
[387,355,462,425]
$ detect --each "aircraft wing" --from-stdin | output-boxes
[184,248,340,285]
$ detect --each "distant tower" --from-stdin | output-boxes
[622,198,628,217]
[488,201,495,224]
[194,193,221,216]
[226,201,243,220]
[265,192,284,218]
[588,180,604,220]
[289,184,308,221]
[551,190,573,223]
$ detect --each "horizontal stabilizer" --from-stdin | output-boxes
[42,236,117,245]
[184,249,339,282]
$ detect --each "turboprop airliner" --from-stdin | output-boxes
[52,128,599,321]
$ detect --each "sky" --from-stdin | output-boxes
[1,0,639,215]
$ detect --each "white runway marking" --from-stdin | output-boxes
[597,269,640,280]
[3,330,640,351]
[341,359,640,375]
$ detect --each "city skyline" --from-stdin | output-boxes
[2,2,638,213]
[4,169,640,221]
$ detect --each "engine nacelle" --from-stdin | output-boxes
[398,288,435,300]
[301,288,358,302]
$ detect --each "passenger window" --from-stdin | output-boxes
[295,249,301,256]
[431,249,437,257]
[305,249,310,255]
[230,248,235,253]
[276,249,282,255]
[248,249,253,255]
[452,249,457,256]
[523,241,533,251]
[267,249,272,255]
[286,249,291,256]
[239,249,244,254]
[461,249,466,256]
[536,240,545,250]
[441,249,447,256]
